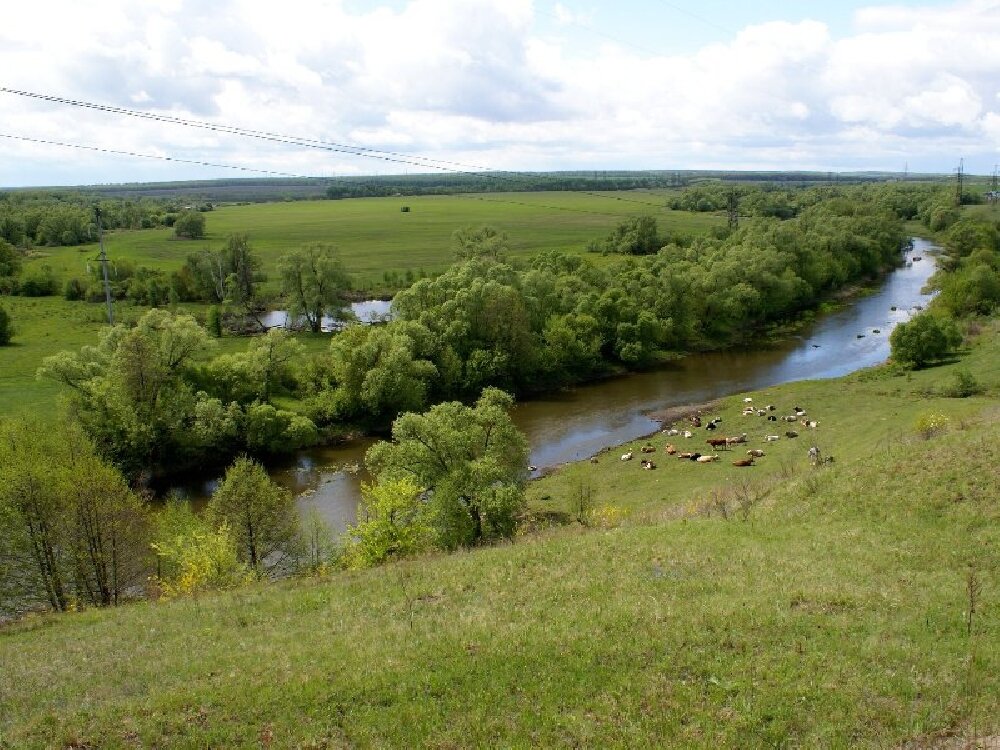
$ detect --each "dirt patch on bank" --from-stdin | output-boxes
[645,399,725,426]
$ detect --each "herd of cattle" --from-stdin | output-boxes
[601,396,829,471]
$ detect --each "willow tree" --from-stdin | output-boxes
[278,243,351,333]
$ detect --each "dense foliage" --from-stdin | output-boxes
[0,305,12,345]
[39,310,317,477]
[365,388,529,549]
[0,191,195,248]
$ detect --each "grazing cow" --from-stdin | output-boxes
[782,415,798,422]
[641,459,657,470]
[767,415,778,422]
[690,416,702,427]
[664,428,680,437]
[528,465,538,472]
[590,456,599,464]
[621,451,634,461]
[725,433,748,446]
[683,430,693,439]
[801,420,818,428]
[793,406,803,412]
[795,410,807,417]
[746,449,765,457]
[732,457,754,467]
[664,444,677,455]
[756,408,767,417]
[786,430,799,438]
[706,421,718,431]
[641,444,656,454]
[766,405,776,411]
[764,435,781,442]
[697,454,719,463]
[744,397,753,403]
[678,451,696,459]
[807,445,820,466]
[707,438,729,450]
[687,452,702,461]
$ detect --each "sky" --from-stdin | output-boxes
[1,0,998,187]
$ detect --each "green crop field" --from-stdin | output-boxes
[27,190,715,289]
[1,332,997,749]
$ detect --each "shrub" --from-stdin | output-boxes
[64,277,88,301]
[18,267,58,297]
[941,369,982,398]
[0,306,12,345]
[173,211,206,240]
[914,412,950,440]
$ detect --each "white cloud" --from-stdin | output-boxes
[1,0,998,185]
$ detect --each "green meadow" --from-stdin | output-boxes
[1,328,996,748]
[29,190,716,289]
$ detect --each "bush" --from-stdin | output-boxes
[889,313,962,368]
[941,369,982,398]
[64,277,88,301]
[18,267,58,297]
[174,211,206,240]
[0,306,12,345]
[914,412,950,440]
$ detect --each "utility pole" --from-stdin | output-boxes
[990,164,998,206]
[726,188,739,231]
[94,206,114,325]
[955,157,964,206]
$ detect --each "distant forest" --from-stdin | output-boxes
[2,169,925,204]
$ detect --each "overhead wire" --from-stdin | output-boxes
[0,86,670,210]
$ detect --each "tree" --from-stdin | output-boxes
[0,306,12,346]
[174,210,206,240]
[890,313,962,368]
[342,478,435,568]
[0,238,21,277]
[152,499,249,598]
[452,225,509,260]
[366,388,529,548]
[206,305,223,337]
[0,418,150,615]
[278,244,351,333]
[206,456,298,574]
[327,323,438,420]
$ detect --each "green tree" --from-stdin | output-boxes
[0,306,12,346]
[207,456,298,573]
[152,500,249,598]
[452,225,509,260]
[890,313,962,368]
[327,323,438,420]
[279,244,351,333]
[366,388,529,548]
[0,238,21,277]
[0,418,150,614]
[207,305,223,337]
[342,478,435,569]
[174,210,206,239]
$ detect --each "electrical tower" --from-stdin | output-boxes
[955,157,964,206]
[990,164,998,206]
[94,207,114,325]
[727,189,739,231]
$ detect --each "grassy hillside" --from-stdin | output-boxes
[26,191,717,289]
[2,329,997,748]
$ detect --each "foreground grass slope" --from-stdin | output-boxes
[2,342,997,748]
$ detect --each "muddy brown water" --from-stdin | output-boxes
[166,238,938,533]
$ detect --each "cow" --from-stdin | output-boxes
[764,435,781,442]
[807,446,820,466]
[696,454,719,463]
[746,449,765,457]
[641,459,657,470]
[621,451,634,461]
[786,430,799,438]
[664,444,677,455]
[732,457,754,467]
[641,444,656,454]
[707,438,729,450]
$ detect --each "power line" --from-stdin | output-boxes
[1,131,645,219]
[0,132,330,181]
[0,86,669,210]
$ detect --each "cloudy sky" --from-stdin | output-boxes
[1,0,998,187]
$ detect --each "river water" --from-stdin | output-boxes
[169,238,938,533]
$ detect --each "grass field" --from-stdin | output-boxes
[1,329,997,748]
[27,190,716,290]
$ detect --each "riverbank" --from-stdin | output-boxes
[3,321,997,748]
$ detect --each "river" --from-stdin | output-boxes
[168,238,938,532]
